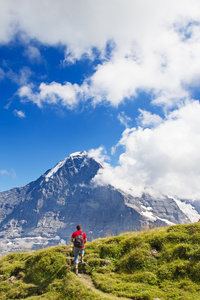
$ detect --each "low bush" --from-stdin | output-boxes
[98,243,120,259]
[24,250,68,286]
[172,243,194,259]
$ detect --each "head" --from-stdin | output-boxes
[76,224,82,231]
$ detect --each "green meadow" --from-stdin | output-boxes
[1,223,200,299]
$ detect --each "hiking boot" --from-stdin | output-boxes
[75,268,78,275]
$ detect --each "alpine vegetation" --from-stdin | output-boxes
[1,223,200,299]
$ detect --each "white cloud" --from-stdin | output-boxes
[0,0,200,110]
[88,147,109,165]
[118,112,132,128]
[93,101,200,200]
[137,109,162,127]
[0,170,9,176]
[13,109,26,118]
[4,67,33,86]
[1,0,200,200]
[23,46,41,63]
[0,169,16,178]
[15,25,200,109]
[18,81,88,109]
[0,68,5,80]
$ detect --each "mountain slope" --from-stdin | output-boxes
[1,223,200,300]
[0,151,198,254]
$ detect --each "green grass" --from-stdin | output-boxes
[1,223,200,299]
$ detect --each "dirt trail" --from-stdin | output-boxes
[78,273,130,300]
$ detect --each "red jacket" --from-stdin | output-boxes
[71,230,87,248]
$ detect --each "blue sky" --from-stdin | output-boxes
[1,0,200,200]
[0,38,142,190]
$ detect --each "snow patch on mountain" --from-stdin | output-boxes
[69,151,87,158]
[71,151,90,170]
[140,209,175,225]
[45,158,68,181]
[156,217,175,226]
[45,151,87,181]
[140,210,157,222]
[172,197,200,222]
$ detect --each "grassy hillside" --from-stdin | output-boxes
[1,223,200,299]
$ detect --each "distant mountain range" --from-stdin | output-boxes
[0,151,199,255]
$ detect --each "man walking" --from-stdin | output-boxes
[71,225,87,275]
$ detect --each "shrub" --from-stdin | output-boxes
[172,243,194,259]
[116,245,157,273]
[148,235,164,251]
[132,271,158,285]
[190,261,200,282]
[119,234,144,255]
[189,247,200,261]
[157,260,191,281]
[98,243,120,259]
[24,250,68,286]
[0,252,29,280]
[190,232,200,244]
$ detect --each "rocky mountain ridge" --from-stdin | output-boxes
[0,151,199,255]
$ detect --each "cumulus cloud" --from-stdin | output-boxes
[0,0,199,109]
[18,81,88,109]
[2,0,200,200]
[93,101,200,200]
[88,146,109,165]
[137,109,163,127]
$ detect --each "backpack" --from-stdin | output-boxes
[74,232,84,248]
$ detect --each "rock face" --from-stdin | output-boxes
[0,151,198,254]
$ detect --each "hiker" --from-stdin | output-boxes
[71,224,87,275]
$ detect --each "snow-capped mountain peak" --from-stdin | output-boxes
[45,157,68,182]
[69,151,87,158]
[45,151,88,182]
[0,150,199,255]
